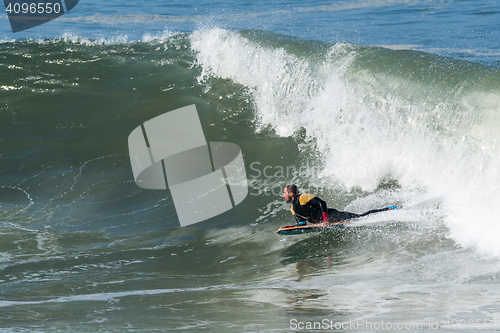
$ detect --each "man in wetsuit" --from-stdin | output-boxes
[282,184,398,226]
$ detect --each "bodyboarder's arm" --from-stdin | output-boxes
[308,197,329,222]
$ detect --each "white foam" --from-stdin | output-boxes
[0,284,238,308]
[141,30,178,44]
[6,30,178,46]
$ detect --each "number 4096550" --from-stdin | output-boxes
[5,2,62,14]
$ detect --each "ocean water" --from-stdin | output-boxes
[2,0,500,332]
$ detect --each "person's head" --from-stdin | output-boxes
[283,184,299,203]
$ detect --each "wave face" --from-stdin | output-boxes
[2,29,500,256]
[2,29,500,330]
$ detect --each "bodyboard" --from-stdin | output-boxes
[276,221,351,235]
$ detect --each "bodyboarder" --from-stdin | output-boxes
[283,184,399,226]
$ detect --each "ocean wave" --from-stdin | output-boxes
[2,27,500,258]
[190,28,500,257]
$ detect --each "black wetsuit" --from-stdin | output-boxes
[290,193,390,224]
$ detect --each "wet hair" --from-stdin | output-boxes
[285,184,299,196]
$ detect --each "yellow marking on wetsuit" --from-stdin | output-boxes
[291,206,295,215]
[299,193,316,205]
